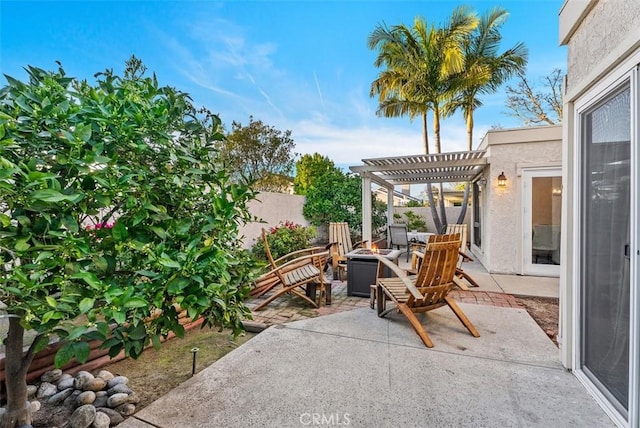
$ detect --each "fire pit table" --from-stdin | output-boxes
[345,248,401,297]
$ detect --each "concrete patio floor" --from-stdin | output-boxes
[120,262,613,428]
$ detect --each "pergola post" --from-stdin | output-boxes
[387,185,394,243]
[361,173,372,247]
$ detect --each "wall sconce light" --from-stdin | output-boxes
[497,171,507,187]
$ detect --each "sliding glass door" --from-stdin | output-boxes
[580,82,631,416]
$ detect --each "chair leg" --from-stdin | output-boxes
[452,276,469,291]
[397,303,434,348]
[444,296,480,338]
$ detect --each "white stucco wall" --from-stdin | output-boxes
[239,192,309,249]
[559,0,640,378]
[561,0,640,98]
[478,126,562,274]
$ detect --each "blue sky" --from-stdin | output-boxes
[1,1,565,170]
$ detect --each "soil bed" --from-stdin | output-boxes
[516,295,559,345]
[32,326,255,427]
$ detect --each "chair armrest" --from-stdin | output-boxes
[267,250,330,274]
[353,240,368,249]
[459,251,474,262]
[374,255,423,300]
[272,246,328,265]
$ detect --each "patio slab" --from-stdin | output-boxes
[121,304,612,428]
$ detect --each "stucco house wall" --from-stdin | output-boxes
[476,125,562,274]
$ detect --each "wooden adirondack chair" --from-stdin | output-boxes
[410,231,480,290]
[445,223,471,259]
[373,241,480,348]
[328,222,367,280]
[251,229,330,311]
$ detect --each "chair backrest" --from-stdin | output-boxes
[427,233,463,269]
[329,222,353,257]
[389,224,409,246]
[445,224,468,255]
[414,241,460,289]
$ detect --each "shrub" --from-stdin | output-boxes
[252,221,317,261]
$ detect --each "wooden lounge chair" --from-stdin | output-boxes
[373,241,480,348]
[445,223,471,259]
[328,222,367,281]
[251,229,330,311]
[411,232,480,290]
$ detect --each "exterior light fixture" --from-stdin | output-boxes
[497,172,507,187]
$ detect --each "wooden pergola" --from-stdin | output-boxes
[349,150,487,244]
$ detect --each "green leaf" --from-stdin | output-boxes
[70,271,102,289]
[54,342,74,368]
[167,277,189,293]
[123,297,148,309]
[127,323,147,341]
[113,310,126,325]
[72,341,91,363]
[158,258,181,269]
[79,297,95,313]
[35,251,54,263]
[15,236,31,251]
[112,222,128,241]
[45,296,57,308]
[94,256,108,272]
[150,226,168,239]
[61,215,79,233]
[151,334,161,350]
[0,213,11,227]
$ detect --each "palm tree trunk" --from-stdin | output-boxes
[426,185,442,233]
[422,112,429,154]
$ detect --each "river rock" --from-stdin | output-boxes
[36,382,58,399]
[115,403,136,417]
[29,400,41,413]
[95,370,115,382]
[127,392,140,404]
[107,393,129,408]
[74,371,95,390]
[64,390,82,406]
[106,376,128,389]
[26,385,38,398]
[83,377,107,392]
[57,375,75,391]
[41,368,63,383]
[96,408,124,426]
[70,404,96,428]
[93,391,108,408]
[106,384,132,396]
[91,411,111,428]
[76,391,97,406]
[47,388,74,405]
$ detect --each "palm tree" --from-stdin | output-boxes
[369,6,478,232]
[452,7,528,223]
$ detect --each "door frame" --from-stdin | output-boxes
[570,63,639,428]
[521,166,562,277]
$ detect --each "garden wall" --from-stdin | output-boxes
[239,192,309,249]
